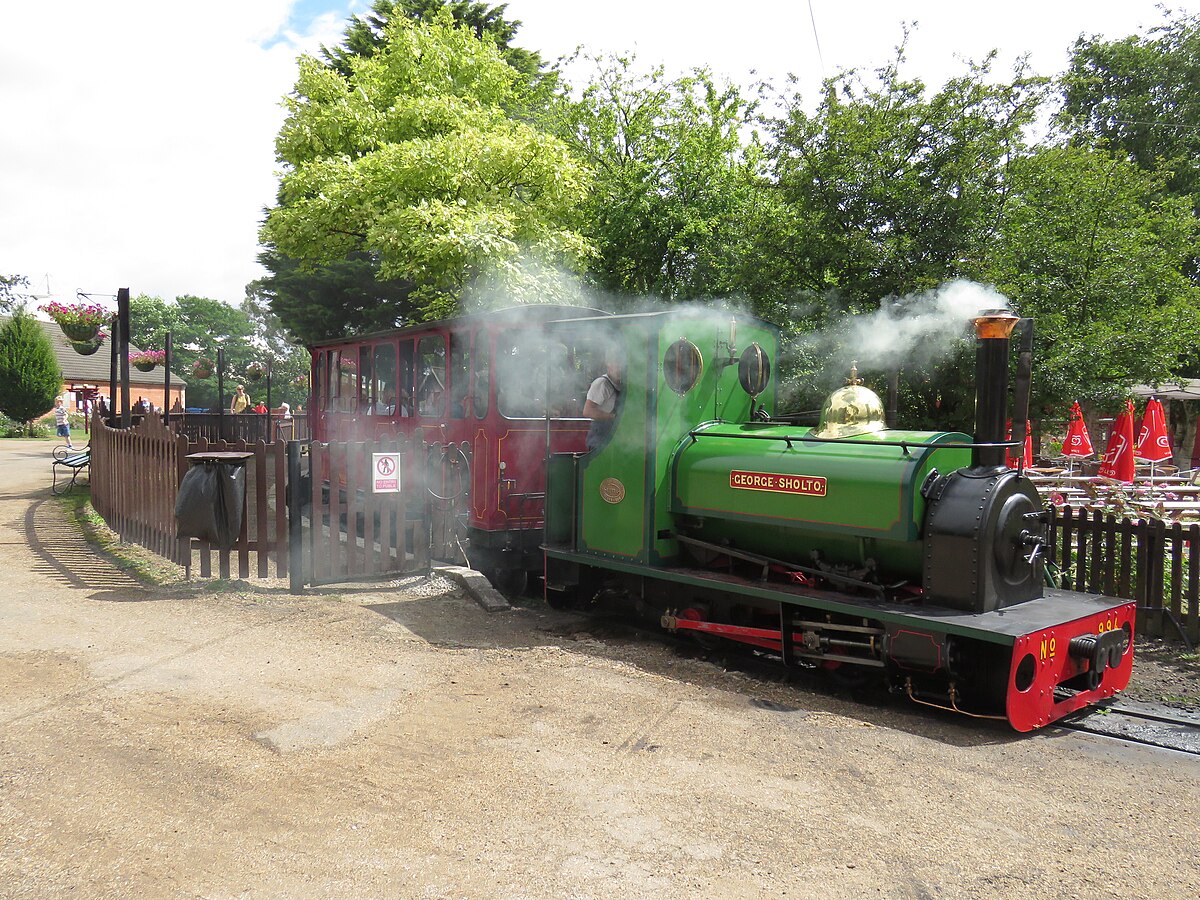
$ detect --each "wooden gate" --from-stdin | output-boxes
[287,436,430,589]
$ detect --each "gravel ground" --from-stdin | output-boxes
[2,439,1200,899]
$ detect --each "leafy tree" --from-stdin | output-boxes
[764,49,1046,420]
[1058,12,1200,207]
[321,0,545,88]
[261,11,587,323]
[769,50,1045,315]
[0,273,30,313]
[985,144,1200,408]
[0,311,62,434]
[249,247,418,344]
[127,294,262,410]
[549,56,766,307]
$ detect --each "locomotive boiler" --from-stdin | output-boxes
[543,309,1134,730]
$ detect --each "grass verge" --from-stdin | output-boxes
[53,488,187,588]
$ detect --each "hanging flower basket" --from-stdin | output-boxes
[70,337,105,356]
[192,357,214,379]
[292,374,309,389]
[339,358,357,376]
[62,322,101,342]
[42,300,109,342]
[245,361,266,382]
[129,349,165,373]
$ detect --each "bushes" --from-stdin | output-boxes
[0,411,50,438]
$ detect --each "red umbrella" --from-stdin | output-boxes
[1098,400,1136,483]
[1136,397,1173,464]
[1062,401,1094,458]
[1005,419,1033,469]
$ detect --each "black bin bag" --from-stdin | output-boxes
[175,462,246,548]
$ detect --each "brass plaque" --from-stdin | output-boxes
[599,477,626,504]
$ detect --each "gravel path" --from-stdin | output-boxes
[2,439,1199,898]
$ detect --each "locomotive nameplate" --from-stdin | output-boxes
[599,477,626,504]
[729,470,827,496]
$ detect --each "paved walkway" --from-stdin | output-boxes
[1,439,1199,898]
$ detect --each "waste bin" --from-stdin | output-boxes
[175,451,254,549]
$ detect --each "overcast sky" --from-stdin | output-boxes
[0,1,1192,312]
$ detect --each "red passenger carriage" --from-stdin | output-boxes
[308,306,609,581]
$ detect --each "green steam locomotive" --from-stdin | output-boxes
[542,309,1133,731]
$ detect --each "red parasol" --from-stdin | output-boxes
[1135,397,1173,464]
[1098,400,1136,482]
[1062,401,1094,459]
[1005,419,1033,469]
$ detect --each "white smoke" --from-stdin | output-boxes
[842,279,1013,372]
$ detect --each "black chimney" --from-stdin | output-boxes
[972,310,1020,469]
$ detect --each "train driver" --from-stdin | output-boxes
[583,352,623,450]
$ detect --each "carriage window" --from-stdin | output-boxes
[316,352,328,411]
[417,335,446,417]
[372,342,397,416]
[398,340,414,417]
[336,350,357,412]
[450,333,470,419]
[358,347,372,410]
[473,330,489,419]
[496,331,596,419]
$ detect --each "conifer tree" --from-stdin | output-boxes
[0,312,62,435]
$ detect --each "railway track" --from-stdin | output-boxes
[1055,698,1200,755]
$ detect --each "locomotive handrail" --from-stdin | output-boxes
[685,429,1023,456]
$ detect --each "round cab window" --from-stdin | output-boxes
[738,342,771,397]
[663,338,703,395]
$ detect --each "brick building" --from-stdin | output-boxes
[1,316,187,413]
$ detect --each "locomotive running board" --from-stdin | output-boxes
[544,547,1126,647]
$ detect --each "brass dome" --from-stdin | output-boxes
[813,364,887,439]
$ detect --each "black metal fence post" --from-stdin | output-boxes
[217,347,226,442]
[118,287,130,427]
[164,331,172,426]
[287,440,306,593]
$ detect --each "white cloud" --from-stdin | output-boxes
[0,1,358,306]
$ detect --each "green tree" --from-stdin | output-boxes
[985,144,1200,408]
[258,1,554,343]
[127,294,260,410]
[0,274,30,313]
[0,311,62,434]
[249,248,418,344]
[1058,12,1200,207]
[261,12,590,322]
[549,56,766,306]
[763,49,1045,420]
[769,50,1045,314]
[321,0,545,88]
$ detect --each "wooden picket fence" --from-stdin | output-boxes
[88,415,430,588]
[90,413,191,567]
[90,414,290,579]
[1048,506,1200,643]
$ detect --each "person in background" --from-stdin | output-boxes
[53,398,74,450]
[252,399,268,415]
[583,352,623,451]
[231,385,250,414]
[278,401,291,419]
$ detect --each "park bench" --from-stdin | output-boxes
[51,446,90,495]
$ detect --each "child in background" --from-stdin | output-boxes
[53,398,73,450]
